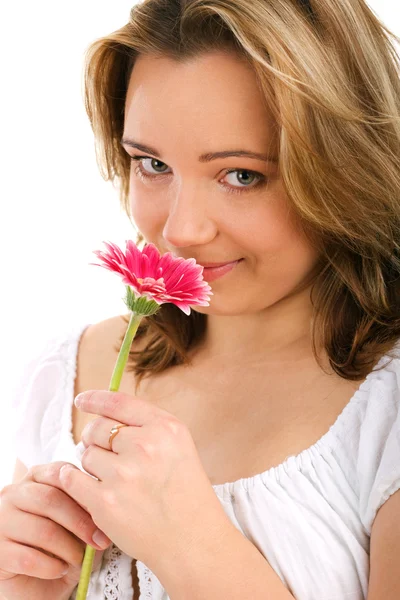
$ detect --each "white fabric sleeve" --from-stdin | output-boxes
[357,358,400,534]
[10,332,69,469]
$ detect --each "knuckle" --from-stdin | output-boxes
[47,464,61,479]
[80,430,89,446]
[104,393,120,414]
[40,520,58,543]
[81,418,98,444]
[74,512,93,538]
[114,462,135,482]
[137,439,157,457]
[102,488,118,508]
[0,484,12,498]
[161,416,186,438]
[29,463,46,477]
[41,486,61,508]
[81,445,94,468]
[26,466,36,480]
[81,445,90,460]
[0,485,13,509]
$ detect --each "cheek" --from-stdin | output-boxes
[238,201,290,255]
[129,184,166,235]
[246,200,319,280]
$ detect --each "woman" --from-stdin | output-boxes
[2,1,400,599]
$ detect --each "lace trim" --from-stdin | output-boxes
[69,544,135,599]
[141,563,153,599]
[139,561,170,600]
[104,544,124,599]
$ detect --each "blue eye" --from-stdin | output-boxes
[132,157,170,175]
[224,168,264,193]
[129,155,267,195]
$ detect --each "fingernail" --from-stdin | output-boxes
[58,564,69,576]
[59,464,74,480]
[75,441,85,461]
[92,529,111,548]
[74,394,84,408]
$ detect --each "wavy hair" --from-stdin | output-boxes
[83,0,400,391]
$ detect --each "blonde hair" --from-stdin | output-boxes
[83,0,400,391]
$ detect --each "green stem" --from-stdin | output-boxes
[109,311,144,392]
[74,311,144,600]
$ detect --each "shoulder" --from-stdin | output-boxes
[77,314,129,369]
[74,313,148,396]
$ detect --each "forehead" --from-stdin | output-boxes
[124,52,278,149]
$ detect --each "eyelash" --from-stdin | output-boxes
[128,155,267,195]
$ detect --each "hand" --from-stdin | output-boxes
[0,462,109,600]
[59,390,233,573]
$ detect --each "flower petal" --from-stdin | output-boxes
[91,241,212,314]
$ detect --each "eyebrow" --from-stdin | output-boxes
[120,137,279,164]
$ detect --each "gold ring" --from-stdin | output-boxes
[108,423,129,451]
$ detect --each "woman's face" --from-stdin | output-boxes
[122,51,320,315]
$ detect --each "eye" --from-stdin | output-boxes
[130,157,171,176]
[223,169,265,194]
[129,155,267,195]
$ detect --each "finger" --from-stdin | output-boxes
[26,462,82,491]
[1,508,88,570]
[81,416,127,452]
[58,464,102,518]
[0,539,70,580]
[79,445,120,483]
[27,462,91,512]
[5,477,110,551]
[74,390,165,426]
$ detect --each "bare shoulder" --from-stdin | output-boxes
[77,314,132,375]
[72,313,147,443]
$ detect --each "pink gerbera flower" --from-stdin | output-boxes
[90,240,213,316]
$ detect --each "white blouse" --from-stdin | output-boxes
[10,320,400,599]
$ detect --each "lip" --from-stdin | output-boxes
[199,259,242,268]
[201,259,243,282]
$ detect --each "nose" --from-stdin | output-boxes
[162,185,217,248]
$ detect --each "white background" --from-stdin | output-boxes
[1,1,399,489]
